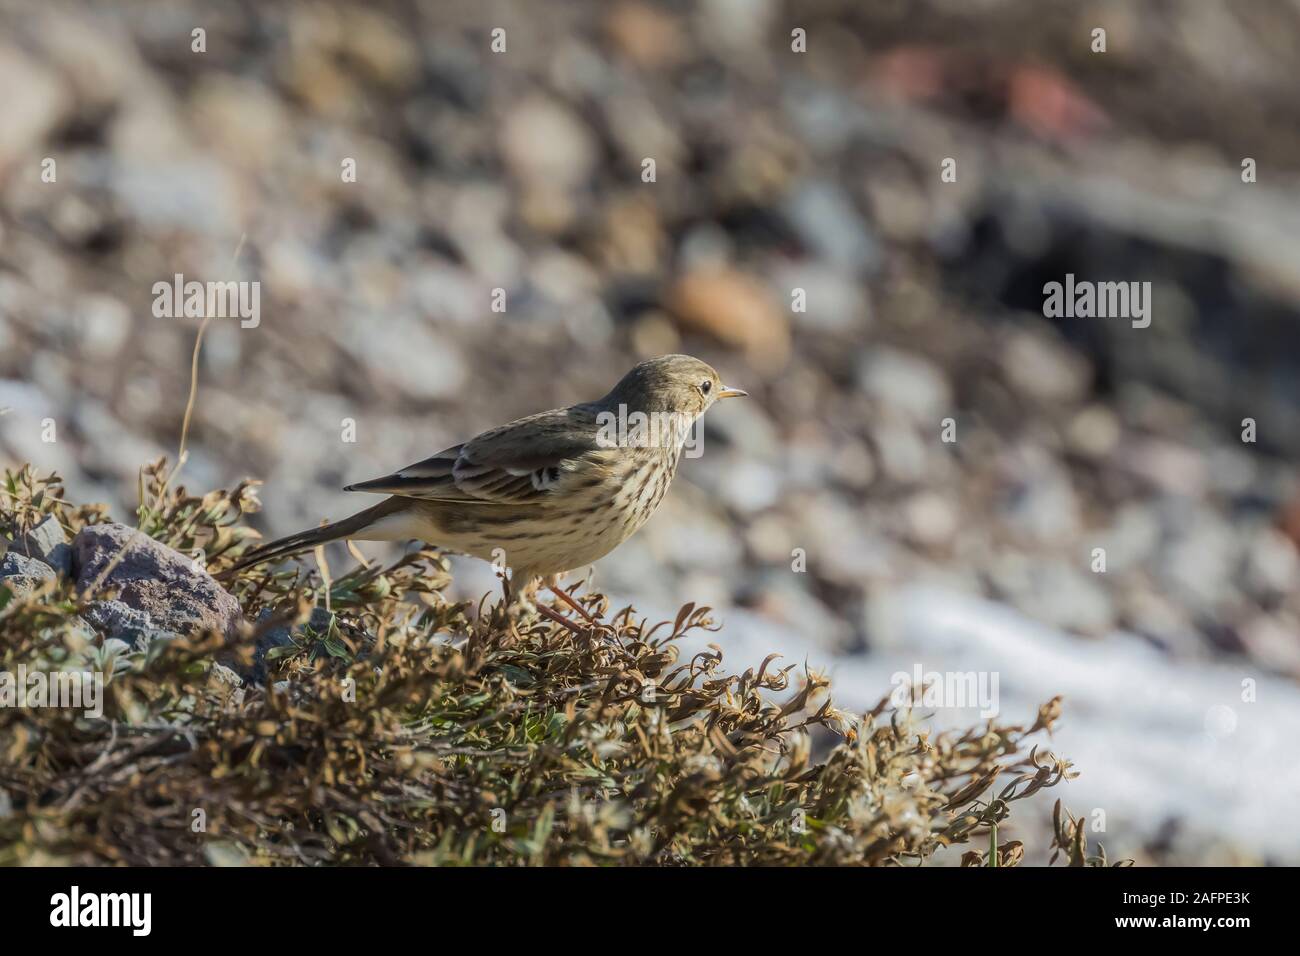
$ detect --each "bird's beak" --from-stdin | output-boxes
[716,385,748,400]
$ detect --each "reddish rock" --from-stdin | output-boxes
[666,268,790,372]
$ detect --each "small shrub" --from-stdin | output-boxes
[0,463,1109,866]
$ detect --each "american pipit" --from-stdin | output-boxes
[229,355,746,613]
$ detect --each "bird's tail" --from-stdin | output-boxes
[223,497,409,576]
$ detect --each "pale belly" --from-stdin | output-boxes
[398,456,676,581]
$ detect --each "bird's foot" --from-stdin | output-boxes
[502,575,611,640]
[542,576,616,640]
[548,582,600,626]
[502,578,582,634]
[535,602,590,636]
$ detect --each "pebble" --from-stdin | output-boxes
[605,2,685,68]
[666,267,791,371]
[1066,404,1121,459]
[499,97,598,190]
[772,263,871,334]
[0,551,56,600]
[18,515,73,576]
[1012,559,1115,636]
[717,457,781,515]
[901,491,960,549]
[858,348,952,423]
[1243,528,1299,597]
[0,43,70,169]
[780,180,880,274]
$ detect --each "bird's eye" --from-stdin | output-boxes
[700,380,712,394]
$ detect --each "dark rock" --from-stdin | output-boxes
[0,550,56,600]
[18,516,73,577]
[82,598,177,645]
[72,523,243,637]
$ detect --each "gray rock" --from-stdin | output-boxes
[0,42,72,168]
[1000,329,1092,404]
[1158,511,1238,613]
[740,570,855,653]
[901,491,960,548]
[72,523,243,637]
[998,448,1082,544]
[859,348,953,424]
[800,497,896,585]
[1240,614,1300,675]
[339,312,467,401]
[1007,559,1115,637]
[781,180,880,274]
[870,417,934,484]
[499,96,598,189]
[1243,527,1299,598]
[719,458,781,515]
[209,663,246,707]
[772,263,871,334]
[18,515,72,577]
[210,663,244,688]
[81,598,176,645]
[0,550,56,600]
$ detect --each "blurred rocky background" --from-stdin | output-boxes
[2,0,1299,864]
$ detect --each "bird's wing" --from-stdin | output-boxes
[343,406,609,504]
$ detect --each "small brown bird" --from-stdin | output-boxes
[229,355,746,609]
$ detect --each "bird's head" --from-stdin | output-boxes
[604,354,747,418]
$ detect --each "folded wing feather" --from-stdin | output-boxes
[342,406,605,504]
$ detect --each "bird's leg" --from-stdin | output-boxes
[547,578,599,625]
[509,574,602,639]
[534,602,588,636]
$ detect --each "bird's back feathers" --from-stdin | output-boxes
[343,404,608,504]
